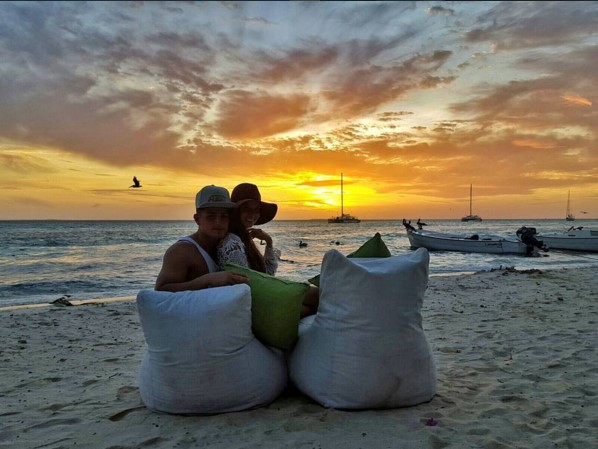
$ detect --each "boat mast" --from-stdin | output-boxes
[567,190,570,216]
[469,184,473,215]
[341,172,344,217]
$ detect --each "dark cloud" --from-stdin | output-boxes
[465,1,598,50]
[426,6,455,16]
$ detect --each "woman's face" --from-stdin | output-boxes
[239,200,261,228]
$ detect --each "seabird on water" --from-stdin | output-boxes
[129,176,142,188]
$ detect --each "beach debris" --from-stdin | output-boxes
[425,417,439,426]
[439,347,461,354]
[50,296,73,307]
[108,405,146,422]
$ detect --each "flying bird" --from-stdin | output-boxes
[129,176,142,188]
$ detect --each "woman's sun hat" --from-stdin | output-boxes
[231,183,278,225]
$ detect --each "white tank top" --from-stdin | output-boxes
[177,236,219,273]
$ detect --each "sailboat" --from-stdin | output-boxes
[328,173,361,223]
[461,184,482,222]
[566,190,575,221]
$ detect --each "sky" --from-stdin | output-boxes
[1,1,597,220]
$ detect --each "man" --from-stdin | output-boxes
[155,185,249,292]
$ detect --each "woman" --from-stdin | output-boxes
[217,183,319,317]
[217,183,280,275]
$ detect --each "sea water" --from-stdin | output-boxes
[1,219,597,307]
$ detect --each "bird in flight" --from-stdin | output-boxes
[129,176,142,188]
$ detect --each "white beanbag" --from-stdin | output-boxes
[136,285,287,415]
[288,248,436,409]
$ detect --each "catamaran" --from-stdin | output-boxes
[328,173,360,223]
[461,184,482,222]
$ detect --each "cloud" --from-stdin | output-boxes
[465,1,598,50]
[426,6,454,16]
[214,90,312,139]
[1,0,598,215]
[561,93,592,107]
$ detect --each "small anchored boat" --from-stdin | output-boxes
[328,173,360,223]
[402,220,547,255]
[461,184,482,222]
[537,226,598,252]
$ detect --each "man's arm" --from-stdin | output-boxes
[155,242,248,292]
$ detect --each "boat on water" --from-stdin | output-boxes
[461,184,482,222]
[537,226,598,252]
[402,220,547,255]
[328,173,361,223]
[565,190,575,221]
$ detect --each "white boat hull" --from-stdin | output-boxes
[406,229,529,254]
[538,228,598,252]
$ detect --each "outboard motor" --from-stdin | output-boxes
[516,226,548,255]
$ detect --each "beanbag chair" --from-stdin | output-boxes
[308,232,391,287]
[289,248,436,409]
[136,285,287,415]
[224,263,309,351]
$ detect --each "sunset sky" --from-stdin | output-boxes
[1,1,597,220]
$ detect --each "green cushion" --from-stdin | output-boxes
[308,233,391,287]
[224,263,309,351]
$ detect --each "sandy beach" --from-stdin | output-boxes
[1,267,597,449]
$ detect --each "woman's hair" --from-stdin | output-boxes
[229,208,267,273]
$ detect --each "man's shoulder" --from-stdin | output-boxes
[166,238,201,258]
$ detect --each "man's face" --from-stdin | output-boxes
[195,208,230,239]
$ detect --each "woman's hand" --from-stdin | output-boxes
[248,228,273,247]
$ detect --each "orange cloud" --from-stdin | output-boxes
[512,139,557,150]
[561,93,592,107]
[214,90,312,139]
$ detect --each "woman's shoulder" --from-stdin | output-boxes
[219,232,244,247]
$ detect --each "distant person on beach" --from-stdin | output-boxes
[155,185,249,292]
[217,182,319,317]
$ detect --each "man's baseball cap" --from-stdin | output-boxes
[195,185,237,210]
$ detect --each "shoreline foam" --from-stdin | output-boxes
[0,295,136,312]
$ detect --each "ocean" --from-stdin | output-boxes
[1,219,597,307]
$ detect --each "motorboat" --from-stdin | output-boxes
[537,226,598,252]
[402,220,546,255]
